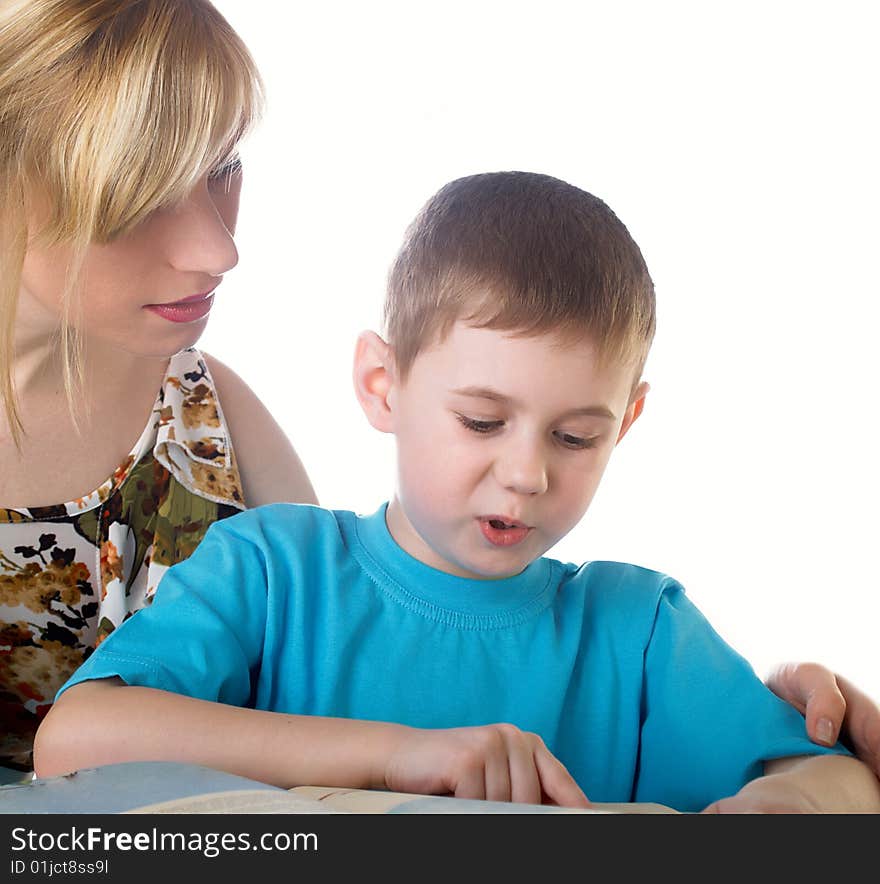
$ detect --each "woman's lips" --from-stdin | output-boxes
[477,517,531,547]
[144,292,215,324]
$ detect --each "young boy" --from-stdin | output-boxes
[33,172,880,813]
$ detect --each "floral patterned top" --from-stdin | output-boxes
[0,348,245,771]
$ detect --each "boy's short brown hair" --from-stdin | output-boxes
[384,171,656,382]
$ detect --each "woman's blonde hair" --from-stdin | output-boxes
[0,0,264,444]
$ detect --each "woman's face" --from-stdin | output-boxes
[19,164,242,359]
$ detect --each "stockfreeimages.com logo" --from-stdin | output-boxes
[11,826,318,859]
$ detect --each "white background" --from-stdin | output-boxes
[203,1,878,698]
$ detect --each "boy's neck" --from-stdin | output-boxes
[384,496,527,582]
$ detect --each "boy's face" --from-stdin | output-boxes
[380,322,647,580]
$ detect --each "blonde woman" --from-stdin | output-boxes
[0,0,875,780]
[0,0,315,772]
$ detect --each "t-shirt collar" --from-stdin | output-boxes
[353,502,556,622]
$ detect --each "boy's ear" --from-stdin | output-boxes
[353,330,396,433]
[616,381,649,444]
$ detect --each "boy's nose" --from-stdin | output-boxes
[493,439,549,496]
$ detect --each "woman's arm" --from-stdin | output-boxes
[204,353,319,507]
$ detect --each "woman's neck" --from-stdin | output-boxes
[9,304,172,456]
[13,295,163,404]
[4,309,175,506]
[3,290,179,506]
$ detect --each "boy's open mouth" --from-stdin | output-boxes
[478,517,531,547]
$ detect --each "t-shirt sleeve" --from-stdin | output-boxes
[56,517,269,706]
[635,580,850,811]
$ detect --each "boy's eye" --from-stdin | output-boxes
[456,414,504,434]
[553,431,597,450]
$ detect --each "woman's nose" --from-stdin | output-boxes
[165,183,239,277]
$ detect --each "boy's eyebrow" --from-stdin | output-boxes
[450,386,617,421]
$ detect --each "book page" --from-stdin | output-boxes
[291,786,679,814]
[124,788,345,814]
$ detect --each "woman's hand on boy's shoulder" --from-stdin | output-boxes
[202,352,319,509]
[766,662,880,778]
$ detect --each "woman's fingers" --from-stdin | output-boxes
[766,663,880,778]
[766,662,845,745]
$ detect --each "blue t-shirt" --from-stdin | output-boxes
[59,503,844,811]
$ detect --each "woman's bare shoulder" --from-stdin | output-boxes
[202,352,318,508]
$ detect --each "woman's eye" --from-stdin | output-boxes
[456,414,504,434]
[554,431,597,450]
[208,156,243,182]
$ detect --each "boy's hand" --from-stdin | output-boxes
[701,754,880,814]
[766,662,880,778]
[382,723,590,808]
[700,774,822,814]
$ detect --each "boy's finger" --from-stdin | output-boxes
[452,759,487,801]
[503,733,542,805]
[484,744,513,802]
[766,662,845,745]
[533,745,590,808]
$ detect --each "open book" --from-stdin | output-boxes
[0,761,678,814]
